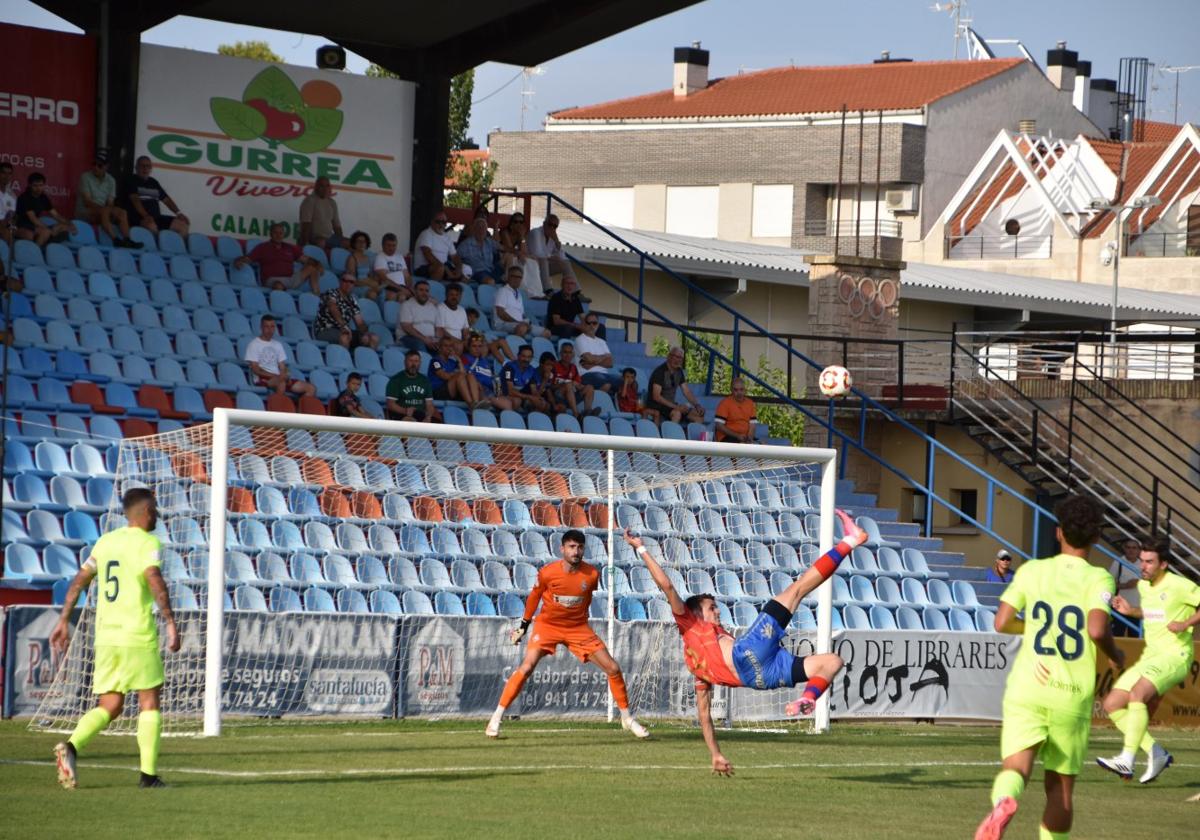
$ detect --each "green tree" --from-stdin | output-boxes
[217,41,283,63]
[652,332,806,445]
[446,156,497,209]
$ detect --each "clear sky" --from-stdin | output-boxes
[7,0,1199,142]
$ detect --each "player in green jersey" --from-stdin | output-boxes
[49,488,180,790]
[975,495,1124,840]
[1097,536,1200,783]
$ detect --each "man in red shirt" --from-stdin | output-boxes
[487,529,649,740]
[624,509,866,774]
[234,222,322,294]
[551,342,597,418]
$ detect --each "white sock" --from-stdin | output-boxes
[492,705,505,717]
[1117,750,1134,764]
[620,708,633,721]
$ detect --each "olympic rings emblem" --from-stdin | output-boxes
[836,271,898,320]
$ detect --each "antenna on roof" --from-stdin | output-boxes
[520,65,545,131]
[930,0,972,59]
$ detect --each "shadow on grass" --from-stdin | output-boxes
[828,769,984,789]
[177,770,539,788]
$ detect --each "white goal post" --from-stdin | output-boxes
[203,409,837,736]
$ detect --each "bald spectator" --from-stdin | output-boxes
[527,213,575,297]
[494,264,550,339]
[235,222,322,294]
[121,156,189,237]
[413,210,464,282]
[298,176,343,248]
[546,275,596,339]
[714,377,757,443]
[648,346,705,424]
[76,152,141,248]
[244,315,316,398]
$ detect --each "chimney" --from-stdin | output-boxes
[1018,119,1037,135]
[1089,78,1119,137]
[674,41,709,98]
[1073,59,1091,112]
[1046,41,1078,94]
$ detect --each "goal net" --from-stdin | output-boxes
[30,409,836,736]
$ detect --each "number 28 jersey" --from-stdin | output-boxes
[1000,554,1115,716]
[86,526,163,648]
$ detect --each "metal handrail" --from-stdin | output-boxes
[944,233,1053,259]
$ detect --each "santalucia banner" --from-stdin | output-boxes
[134,45,415,250]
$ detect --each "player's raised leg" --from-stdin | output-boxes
[586,646,649,738]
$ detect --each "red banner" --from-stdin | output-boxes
[0,23,96,217]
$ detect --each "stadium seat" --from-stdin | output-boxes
[951,580,983,610]
[896,605,923,630]
[337,588,370,613]
[869,605,898,630]
[922,607,949,631]
[975,608,997,632]
[304,587,337,612]
[948,607,975,632]
[234,585,268,611]
[902,548,949,580]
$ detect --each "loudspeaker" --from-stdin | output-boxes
[316,45,346,70]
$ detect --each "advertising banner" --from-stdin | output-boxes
[4,605,75,717]
[0,23,97,216]
[135,46,415,249]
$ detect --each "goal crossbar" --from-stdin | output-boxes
[203,408,838,736]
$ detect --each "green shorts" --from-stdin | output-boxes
[1114,650,1190,696]
[93,644,164,695]
[1000,697,1091,775]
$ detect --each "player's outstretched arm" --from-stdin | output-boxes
[144,567,180,652]
[623,530,686,615]
[695,685,733,776]
[50,564,97,654]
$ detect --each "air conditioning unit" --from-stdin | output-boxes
[884,185,918,214]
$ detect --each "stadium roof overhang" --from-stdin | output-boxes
[32,0,704,76]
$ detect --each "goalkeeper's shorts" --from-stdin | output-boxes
[93,644,164,695]
[529,621,605,663]
[1000,696,1090,775]
[1114,649,1190,696]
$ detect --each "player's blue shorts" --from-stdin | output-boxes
[731,606,802,690]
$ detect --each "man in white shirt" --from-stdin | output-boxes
[372,233,412,302]
[494,265,550,339]
[1109,537,1143,636]
[575,314,622,392]
[398,279,440,351]
[436,282,470,354]
[526,213,575,298]
[243,315,316,398]
[412,210,464,282]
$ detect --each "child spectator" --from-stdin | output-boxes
[552,342,598,418]
[15,172,75,247]
[617,367,659,423]
[461,333,514,411]
[429,334,487,408]
[331,372,373,418]
[465,307,515,362]
[535,352,569,415]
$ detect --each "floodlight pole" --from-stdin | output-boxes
[1090,195,1160,375]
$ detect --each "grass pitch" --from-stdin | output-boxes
[2,719,1197,838]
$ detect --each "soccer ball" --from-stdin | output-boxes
[818,365,853,398]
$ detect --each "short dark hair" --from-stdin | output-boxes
[539,351,556,364]
[122,487,155,511]
[685,594,716,615]
[260,314,276,325]
[405,349,421,359]
[382,232,397,242]
[561,529,585,546]
[559,341,573,350]
[350,230,370,248]
[0,161,13,172]
[1139,536,1171,563]
[622,367,636,376]
[446,282,462,296]
[414,279,430,289]
[466,307,479,318]
[346,372,363,383]
[26,172,46,186]
[1055,494,1103,550]
[518,344,533,357]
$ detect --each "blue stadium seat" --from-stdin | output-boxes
[434,591,464,615]
[497,592,524,618]
[5,543,57,582]
[975,608,996,632]
[159,229,186,255]
[948,607,975,632]
[922,607,949,631]
[234,585,268,611]
[465,592,497,616]
[337,588,369,613]
[896,605,923,630]
[402,590,434,615]
[951,580,983,610]
[369,589,403,614]
[869,605,898,630]
[902,548,948,580]
[618,596,647,621]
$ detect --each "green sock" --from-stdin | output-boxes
[1123,702,1149,755]
[68,707,112,752]
[990,768,1025,805]
[1112,706,1157,753]
[137,710,162,776]
[1038,826,1069,839]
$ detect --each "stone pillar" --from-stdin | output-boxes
[803,254,905,496]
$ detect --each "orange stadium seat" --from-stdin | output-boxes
[539,471,569,497]
[303,457,334,486]
[319,490,351,518]
[121,418,156,437]
[203,389,234,413]
[443,497,471,523]
[531,499,561,527]
[559,500,589,529]
[227,486,255,514]
[588,502,610,530]
[70,382,122,414]
[298,395,327,416]
[472,498,503,526]
[173,451,209,483]
[137,385,189,420]
[351,490,383,520]
[266,393,296,413]
[412,495,444,523]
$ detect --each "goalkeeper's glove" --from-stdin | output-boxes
[509,619,531,646]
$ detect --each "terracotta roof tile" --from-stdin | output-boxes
[1134,119,1184,143]
[550,58,1026,121]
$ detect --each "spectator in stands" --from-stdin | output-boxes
[398,279,440,351]
[15,172,74,247]
[234,222,322,294]
[76,152,141,249]
[461,332,514,411]
[331,372,374,419]
[372,232,411,302]
[314,274,380,350]
[1110,538,1142,633]
[435,282,471,355]
[457,216,501,284]
[120,156,189,238]
[413,210,464,282]
[535,352,569,415]
[298,176,343,248]
[502,344,550,413]
[429,334,487,407]
[498,212,540,296]
[648,347,705,425]
[713,377,757,443]
[985,549,1015,584]
[1,162,18,254]
[386,349,441,422]
[552,342,598,418]
[545,275,597,339]
[575,314,622,393]
[495,265,551,338]
[244,314,316,398]
[617,367,658,422]
[465,306,515,362]
[527,213,575,298]
[341,230,382,300]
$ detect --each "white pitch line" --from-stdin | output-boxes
[5,757,1197,779]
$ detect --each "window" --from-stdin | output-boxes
[751,184,794,238]
[582,188,634,229]
[953,488,978,526]
[665,186,719,238]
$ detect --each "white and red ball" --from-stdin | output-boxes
[818,365,853,398]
